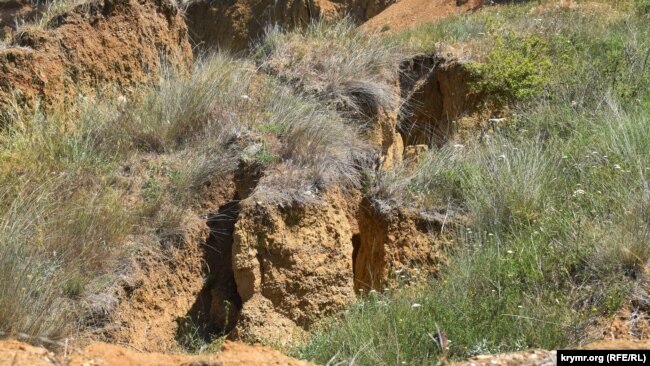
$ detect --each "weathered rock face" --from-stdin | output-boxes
[231,192,357,345]
[354,197,449,292]
[357,53,480,169]
[0,0,193,124]
[184,0,394,52]
[98,174,452,349]
[399,54,480,147]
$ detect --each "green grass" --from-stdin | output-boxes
[635,0,650,14]
[296,104,650,364]
[295,2,650,365]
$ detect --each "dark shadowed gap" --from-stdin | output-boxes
[352,233,361,281]
[176,198,242,348]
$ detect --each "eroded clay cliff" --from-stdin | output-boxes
[0,0,193,123]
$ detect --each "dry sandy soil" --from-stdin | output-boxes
[363,0,481,33]
[0,340,314,366]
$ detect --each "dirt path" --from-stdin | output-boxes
[0,340,314,366]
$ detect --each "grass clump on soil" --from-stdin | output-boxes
[295,2,650,365]
[256,19,402,120]
[0,49,371,341]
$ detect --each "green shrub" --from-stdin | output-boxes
[470,34,551,106]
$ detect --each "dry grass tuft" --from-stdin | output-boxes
[256,19,403,121]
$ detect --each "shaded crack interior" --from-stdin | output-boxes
[176,197,242,346]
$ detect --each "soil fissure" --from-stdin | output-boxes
[398,54,479,147]
[177,198,243,346]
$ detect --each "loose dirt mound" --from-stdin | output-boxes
[0,0,192,124]
[362,0,479,33]
[0,339,315,365]
[184,0,393,51]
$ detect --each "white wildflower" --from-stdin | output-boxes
[573,189,586,197]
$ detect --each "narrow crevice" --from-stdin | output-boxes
[353,199,388,293]
[397,53,479,148]
[351,233,361,282]
[176,197,242,347]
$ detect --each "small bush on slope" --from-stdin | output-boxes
[469,33,551,106]
[295,3,650,365]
